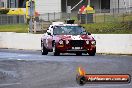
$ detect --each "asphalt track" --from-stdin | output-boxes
[0,49,132,88]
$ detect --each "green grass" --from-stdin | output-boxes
[82,22,132,34]
[94,15,116,23]
[70,13,132,34]
[71,13,132,23]
[122,14,132,22]
[0,24,28,33]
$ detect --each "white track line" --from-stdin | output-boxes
[0,83,21,87]
[66,84,131,88]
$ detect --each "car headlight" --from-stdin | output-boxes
[86,40,89,44]
[91,41,96,45]
[59,40,64,45]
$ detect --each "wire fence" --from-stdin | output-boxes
[0,15,25,25]
[38,8,132,24]
[0,8,132,26]
[37,12,132,24]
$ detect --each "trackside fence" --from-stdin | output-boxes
[0,15,25,25]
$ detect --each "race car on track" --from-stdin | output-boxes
[41,22,96,56]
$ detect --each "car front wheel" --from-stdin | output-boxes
[88,51,96,56]
[53,46,60,56]
[76,52,82,56]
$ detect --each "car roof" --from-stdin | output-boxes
[52,22,64,25]
[51,22,79,26]
[52,24,79,27]
[60,24,79,26]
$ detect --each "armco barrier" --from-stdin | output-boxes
[0,33,132,54]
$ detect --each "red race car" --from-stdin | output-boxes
[41,22,96,56]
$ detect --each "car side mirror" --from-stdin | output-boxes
[87,32,91,35]
[82,27,85,29]
[47,32,51,35]
[79,25,85,29]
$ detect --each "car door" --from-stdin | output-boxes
[42,33,48,48]
[45,29,53,50]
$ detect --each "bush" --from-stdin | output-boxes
[0,9,9,14]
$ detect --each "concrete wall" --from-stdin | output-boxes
[36,0,61,14]
[0,32,132,54]
[110,0,132,13]
[93,34,132,54]
[0,0,7,8]
[110,0,132,9]
[0,32,42,50]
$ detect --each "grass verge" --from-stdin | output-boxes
[0,24,28,33]
[0,22,132,34]
[82,22,132,34]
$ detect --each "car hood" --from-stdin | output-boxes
[54,35,94,40]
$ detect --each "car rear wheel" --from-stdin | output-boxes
[41,42,48,55]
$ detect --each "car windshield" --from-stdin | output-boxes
[53,26,87,35]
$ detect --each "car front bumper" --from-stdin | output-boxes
[56,44,96,53]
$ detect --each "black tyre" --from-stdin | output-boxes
[41,41,48,55]
[54,51,60,56]
[53,45,60,56]
[76,52,82,56]
[88,51,96,56]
